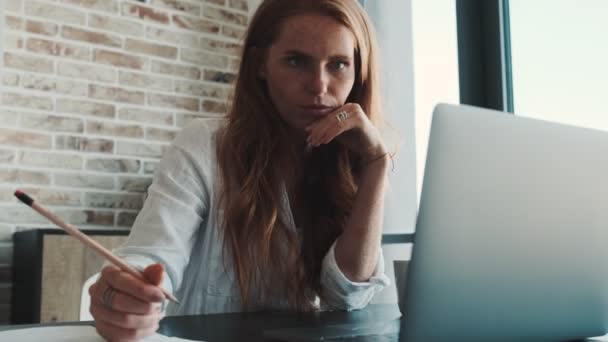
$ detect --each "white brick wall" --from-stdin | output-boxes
[0,0,252,323]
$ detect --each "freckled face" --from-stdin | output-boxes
[260,14,357,132]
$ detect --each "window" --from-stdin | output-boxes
[509,0,608,131]
[412,0,460,202]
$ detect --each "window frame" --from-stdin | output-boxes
[456,0,514,112]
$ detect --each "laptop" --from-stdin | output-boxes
[265,103,608,341]
[401,103,608,341]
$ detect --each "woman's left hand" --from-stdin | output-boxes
[305,103,387,160]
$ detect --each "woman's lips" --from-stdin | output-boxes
[301,106,336,117]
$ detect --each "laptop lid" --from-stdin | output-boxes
[401,104,608,342]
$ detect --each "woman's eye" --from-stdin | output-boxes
[286,57,301,67]
[329,61,348,71]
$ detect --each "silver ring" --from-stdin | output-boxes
[336,111,348,122]
[101,285,117,309]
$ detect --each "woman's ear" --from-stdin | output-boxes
[250,47,267,80]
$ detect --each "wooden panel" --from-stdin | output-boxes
[83,236,129,283]
[39,235,128,323]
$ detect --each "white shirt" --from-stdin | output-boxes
[113,119,390,315]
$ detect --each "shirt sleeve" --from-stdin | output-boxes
[319,240,391,311]
[111,119,220,296]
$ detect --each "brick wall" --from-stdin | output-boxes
[0,0,253,324]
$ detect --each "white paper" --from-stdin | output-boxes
[0,325,203,342]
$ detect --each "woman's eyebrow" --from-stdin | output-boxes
[283,49,352,60]
[283,50,310,57]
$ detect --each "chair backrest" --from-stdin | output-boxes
[40,234,128,322]
[12,229,129,324]
[370,234,414,305]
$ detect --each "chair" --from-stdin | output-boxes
[12,229,129,324]
[370,234,414,305]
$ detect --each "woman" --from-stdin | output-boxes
[89,0,393,340]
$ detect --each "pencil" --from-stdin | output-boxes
[14,190,180,304]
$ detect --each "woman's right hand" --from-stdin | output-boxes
[89,263,166,341]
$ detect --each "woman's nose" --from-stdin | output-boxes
[306,67,329,96]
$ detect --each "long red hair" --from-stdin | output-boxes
[216,0,383,311]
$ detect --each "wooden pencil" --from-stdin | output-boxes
[14,190,179,304]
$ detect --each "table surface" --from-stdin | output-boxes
[3,303,606,342]
[1,304,402,341]
[159,303,401,341]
